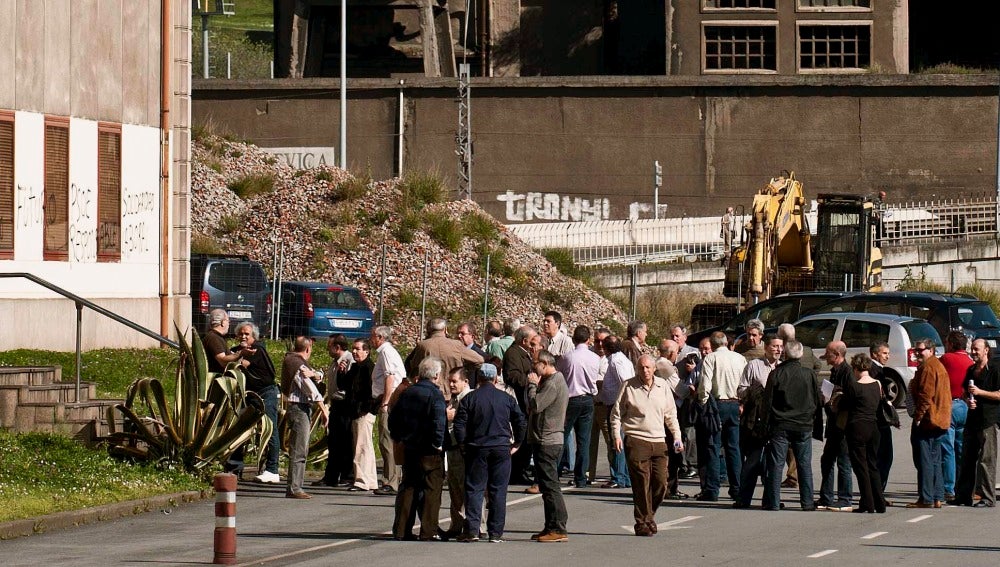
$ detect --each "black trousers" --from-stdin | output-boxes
[737,425,766,506]
[847,421,884,512]
[322,405,354,484]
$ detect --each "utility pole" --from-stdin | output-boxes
[457,63,472,200]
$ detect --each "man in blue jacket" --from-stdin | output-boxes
[454,363,527,543]
[388,356,448,541]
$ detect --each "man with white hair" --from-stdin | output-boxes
[406,317,484,401]
[389,356,448,541]
[371,325,407,496]
[776,323,820,489]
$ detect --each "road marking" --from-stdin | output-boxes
[234,488,551,565]
[907,514,933,523]
[807,550,838,558]
[861,532,888,540]
[621,515,701,534]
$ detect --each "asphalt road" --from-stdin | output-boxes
[4,413,999,567]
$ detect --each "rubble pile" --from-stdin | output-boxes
[191,134,626,347]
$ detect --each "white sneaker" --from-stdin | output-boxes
[255,471,281,484]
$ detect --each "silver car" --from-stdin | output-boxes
[792,312,943,407]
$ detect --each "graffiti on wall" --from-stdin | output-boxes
[69,183,96,262]
[16,184,43,227]
[121,186,156,259]
[496,190,611,222]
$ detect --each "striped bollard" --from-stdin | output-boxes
[213,473,237,565]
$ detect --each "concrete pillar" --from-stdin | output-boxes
[489,0,520,77]
[418,0,442,77]
[434,2,457,76]
[289,0,311,79]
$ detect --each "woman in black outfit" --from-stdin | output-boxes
[839,353,886,513]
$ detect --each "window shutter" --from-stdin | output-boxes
[97,126,121,260]
[44,119,69,259]
[0,113,13,257]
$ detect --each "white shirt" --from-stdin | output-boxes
[599,351,635,406]
[372,342,406,398]
[546,331,574,358]
[287,364,324,404]
[698,346,747,404]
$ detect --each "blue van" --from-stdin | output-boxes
[277,281,375,339]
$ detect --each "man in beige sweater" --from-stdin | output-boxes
[611,354,684,537]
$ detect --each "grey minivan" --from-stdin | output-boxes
[190,254,272,336]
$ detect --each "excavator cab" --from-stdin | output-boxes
[813,194,882,292]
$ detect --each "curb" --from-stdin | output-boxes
[0,489,212,541]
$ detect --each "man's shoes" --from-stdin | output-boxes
[973,500,995,508]
[780,479,798,488]
[633,524,653,537]
[647,521,658,535]
[813,500,830,511]
[934,500,943,509]
[827,504,853,512]
[524,484,541,494]
[667,491,690,500]
[601,481,622,489]
[695,493,719,502]
[944,492,955,501]
[373,486,397,496]
[285,492,312,499]
[394,533,418,541]
[947,498,972,506]
[800,505,815,511]
[310,479,332,487]
[256,471,281,484]
[680,468,698,479]
[488,535,505,543]
[456,533,480,543]
[530,529,550,541]
[905,501,933,509]
[537,531,569,543]
[347,485,366,492]
[418,534,442,542]
[732,501,750,509]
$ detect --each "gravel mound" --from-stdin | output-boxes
[191,134,626,347]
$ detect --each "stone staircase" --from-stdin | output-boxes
[0,366,122,445]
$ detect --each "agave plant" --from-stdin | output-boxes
[106,327,272,472]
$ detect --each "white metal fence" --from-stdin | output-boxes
[508,196,999,267]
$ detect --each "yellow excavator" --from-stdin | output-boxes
[722,171,882,304]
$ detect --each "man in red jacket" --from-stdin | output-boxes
[938,330,973,500]
[907,338,952,508]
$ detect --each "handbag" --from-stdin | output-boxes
[876,383,901,428]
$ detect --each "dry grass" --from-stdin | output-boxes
[608,287,727,343]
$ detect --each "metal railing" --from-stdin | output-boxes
[509,196,1000,267]
[0,273,178,402]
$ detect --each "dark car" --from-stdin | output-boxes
[277,281,375,340]
[687,291,855,346]
[798,291,1000,348]
[190,254,272,336]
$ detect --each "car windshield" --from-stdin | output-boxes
[952,303,1000,330]
[311,288,366,310]
[901,320,941,345]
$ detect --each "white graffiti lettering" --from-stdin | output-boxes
[496,190,611,222]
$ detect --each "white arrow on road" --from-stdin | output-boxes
[621,515,702,534]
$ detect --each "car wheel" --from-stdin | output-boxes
[884,373,906,408]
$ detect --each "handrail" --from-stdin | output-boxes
[0,272,179,403]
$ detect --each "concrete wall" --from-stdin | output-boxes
[0,0,192,350]
[193,74,999,223]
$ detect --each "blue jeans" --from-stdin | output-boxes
[606,413,631,486]
[704,400,741,499]
[819,429,853,506]
[563,395,594,487]
[464,445,512,538]
[259,385,281,474]
[764,429,814,510]
[912,427,946,503]
[942,398,967,494]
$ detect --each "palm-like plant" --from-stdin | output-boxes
[106,327,272,473]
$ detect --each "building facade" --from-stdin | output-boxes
[0,0,192,350]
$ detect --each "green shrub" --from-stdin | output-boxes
[917,62,992,74]
[191,234,224,255]
[394,211,421,243]
[191,19,272,79]
[956,283,1000,316]
[218,214,242,235]
[264,156,277,166]
[335,173,370,201]
[424,210,463,252]
[228,173,275,199]
[206,159,223,173]
[317,226,335,242]
[229,149,244,158]
[896,267,948,293]
[400,171,446,210]
[396,289,423,312]
[315,169,336,183]
[462,212,499,243]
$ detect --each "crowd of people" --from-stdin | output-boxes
[198,307,1000,543]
